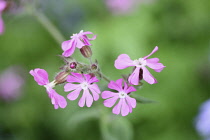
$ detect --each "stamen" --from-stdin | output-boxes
[119,91,127,98]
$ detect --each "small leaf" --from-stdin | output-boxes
[131,94,157,104]
[100,115,133,140]
[67,108,100,130]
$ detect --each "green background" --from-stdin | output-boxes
[0,0,210,139]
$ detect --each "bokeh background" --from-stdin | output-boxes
[0,0,210,140]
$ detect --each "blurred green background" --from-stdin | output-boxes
[0,0,210,140]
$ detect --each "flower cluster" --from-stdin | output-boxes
[30,30,165,116]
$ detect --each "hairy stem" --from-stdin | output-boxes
[34,11,66,45]
[88,57,93,65]
[100,73,111,83]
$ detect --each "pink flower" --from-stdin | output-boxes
[115,46,166,85]
[196,99,210,139]
[0,0,6,35]
[105,0,135,15]
[30,68,67,109]
[62,30,97,57]
[102,79,136,116]
[64,72,101,107]
[0,66,25,101]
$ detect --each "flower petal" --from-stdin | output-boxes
[29,68,49,85]
[108,79,123,91]
[84,89,93,107]
[104,96,119,107]
[146,58,159,63]
[67,88,82,100]
[47,87,67,109]
[0,15,4,34]
[128,67,140,85]
[112,99,122,115]
[89,84,101,101]
[115,54,134,69]
[126,96,136,108]
[85,74,99,83]
[83,34,97,40]
[61,40,72,51]
[67,73,83,83]
[143,46,158,59]
[57,94,68,109]
[81,31,97,41]
[75,38,85,49]
[124,86,136,93]
[142,67,157,84]
[54,104,59,109]
[62,43,76,57]
[82,37,92,46]
[121,99,129,116]
[64,83,80,92]
[81,31,94,35]
[78,91,86,107]
[115,79,123,88]
[0,1,7,12]
[101,91,117,99]
[83,73,91,82]
[146,62,166,72]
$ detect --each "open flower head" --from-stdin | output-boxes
[102,79,136,116]
[0,0,7,34]
[0,66,25,101]
[62,30,96,57]
[196,99,210,139]
[115,46,166,85]
[105,0,135,15]
[64,72,101,107]
[30,68,67,109]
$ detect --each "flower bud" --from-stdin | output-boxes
[70,62,77,69]
[80,45,92,58]
[89,73,95,78]
[54,71,69,84]
[91,64,98,71]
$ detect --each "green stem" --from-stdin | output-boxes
[88,57,93,65]
[34,11,66,45]
[100,73,111,83]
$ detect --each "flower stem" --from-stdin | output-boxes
[99,72,111,83]
[33,11,66,45]
[88,57,93,65]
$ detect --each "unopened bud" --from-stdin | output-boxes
[80,45,92,58]
[55,71,69,84]
[89,73,95,78]
[91,64,98,70]
[70,62,77,69]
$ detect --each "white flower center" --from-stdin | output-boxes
[133,58,146,67]
[119,91,127,99]
[79,30,84,33]
[81,82,89,90]
[71,30,83,39]
[71,33,78,38]
[44,80,56,89]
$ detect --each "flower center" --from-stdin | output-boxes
[133,58,146,67]
[71,33,79,38]
[81,82,89,90]
[44,80,56,89]
[70,30,83,39]
[119,91,127,99]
